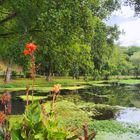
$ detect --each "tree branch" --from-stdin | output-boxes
[0,12,17,25]
[0,29,42,38]
[0,32,16,37]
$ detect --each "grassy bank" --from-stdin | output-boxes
[0,77,140,92]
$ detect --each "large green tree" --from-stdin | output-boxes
[0,0,121,80]
[91,18,120,79]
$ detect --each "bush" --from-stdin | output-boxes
[11,103,71,140]
[12,71,17,78]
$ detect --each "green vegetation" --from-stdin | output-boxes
[0,77,140,93]
[118,79,140,85]
[1,0,140,139]
[0,1,140,81]
[90,120,140,134]
[8,100,140,139]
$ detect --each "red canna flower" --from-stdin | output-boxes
[1,93,11,105]
[0,111,5,127]
[52,84,61,93]
[26,42,37,52]
[23,50,30,56]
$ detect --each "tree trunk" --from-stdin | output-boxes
[4,66,12,83]
[46,68,53,82]
[104,74,109,80]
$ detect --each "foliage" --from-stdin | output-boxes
[91,19,120,79]
[130,51,140,77]
[11,103,72,140]
[124,0,140,16]
[54,100,91,133]
[0,0,122,79]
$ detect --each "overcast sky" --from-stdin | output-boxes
[105,5,140,47]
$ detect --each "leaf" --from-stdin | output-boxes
[52,132,67,139]
[21,130,27,139]
[66,135,79,140]
[33,104,41,124]
[25,103,41,124]
[11,130,22,140]
[34,133,44,140]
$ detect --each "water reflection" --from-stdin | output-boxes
[0,84,140,115]
[116,107,140,127]
[61,85,140,108]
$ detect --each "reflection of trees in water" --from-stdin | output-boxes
[1,85,139,114]
[71,85,140,107]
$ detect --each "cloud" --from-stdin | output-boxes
[105,5,140,47]
[118,19,140,46]
[112,6,135,18]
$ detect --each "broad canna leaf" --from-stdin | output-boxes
[66,135,79,140]
[34,133,44,140]
[11,129,23,140]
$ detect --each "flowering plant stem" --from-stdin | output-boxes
[31,55,35,104]
[23,42,37,104]
[51,93,56,113]
[26,86,30,112]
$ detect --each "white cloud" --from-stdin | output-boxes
[112,6,135,18]
[105,5,140,47]
[118,19,140,46]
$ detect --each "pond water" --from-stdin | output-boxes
[62,84,140,127]
[0,83,140,126]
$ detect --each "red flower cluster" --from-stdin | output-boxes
[1,93,11,105]
[23,42,37,56]
[0,111,5,127]
[1,93,12,114]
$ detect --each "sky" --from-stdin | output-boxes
[105,5,140,47]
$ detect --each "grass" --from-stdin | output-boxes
[90,120,140,140]
[90,120,140,134]
[118,79,140,84]
[0,77,90,92]
[20,95,48,101]
[0,77,85,87]
[95,131,140,140]
[0,77,140,92]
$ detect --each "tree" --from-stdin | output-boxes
[125,46,140,57]
[91,18,120,79]
[0,0,122,80]
[106,46,133,78]
[130,51,140,78]
[0,35,30,82]
[124,0,140,16]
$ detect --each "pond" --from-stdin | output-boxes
[1,83,140,120]
[0,83,140,139]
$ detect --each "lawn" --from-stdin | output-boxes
[0,77,140,92]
